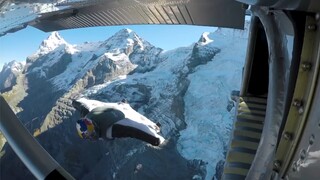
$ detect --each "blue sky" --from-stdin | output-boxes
[0,24,217,70]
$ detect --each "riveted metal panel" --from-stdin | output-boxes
[275,15,320,177]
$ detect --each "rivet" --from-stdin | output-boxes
[309,134,315,145]
[274,160,282,171]
[283,132,293,141]
[298,106,304,114]
[293,99,304,114]
[301,62,312,71]
[300,149,306,160]
[308,24,317,31]
[292,99,302,107]
[292,161,297,172]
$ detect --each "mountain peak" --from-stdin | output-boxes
[2,60,25,73]
[198,32,213,45]
[111,28,139,41]
[0,60,25,92]
[39,31,68,53]
[119,28,133,34]
[103,28,152,53]
[47,31,64,42]
[115,28,134,36]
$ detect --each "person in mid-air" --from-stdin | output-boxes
[72,97,165,146]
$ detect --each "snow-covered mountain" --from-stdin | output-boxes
[0,60,25,92]
[0,20,249,180]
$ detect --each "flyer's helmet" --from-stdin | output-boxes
[76,118,97,140]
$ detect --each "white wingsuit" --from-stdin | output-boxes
[74,98,165,146]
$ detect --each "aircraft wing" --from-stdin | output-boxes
[0,0,246,36]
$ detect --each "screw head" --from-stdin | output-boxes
[300,149,307,160]
[301,62,312,71]
[274,160,282,171]
[308,24,317,31]
[283,132,292,141]
[298,106,304,114]
[309,134,315,145]
[292,161,298,172]
[293,99,302,107]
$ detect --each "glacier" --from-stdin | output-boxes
[178,25,249,179]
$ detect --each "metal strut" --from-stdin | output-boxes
[0,95,74,180]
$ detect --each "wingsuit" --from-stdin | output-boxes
[73,98,165,146]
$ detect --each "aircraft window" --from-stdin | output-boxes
[0,1,248,180]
